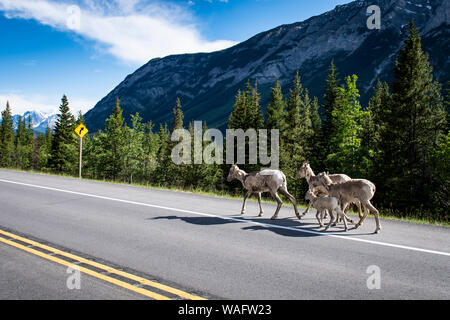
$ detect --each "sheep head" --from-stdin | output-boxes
[227,163,239,182]
[316,172,333,191]
[305,189,315,202]
[298,162,310,179]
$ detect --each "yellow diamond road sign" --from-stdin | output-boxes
[75,124,88,138]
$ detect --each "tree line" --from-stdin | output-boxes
[0,22,448,223]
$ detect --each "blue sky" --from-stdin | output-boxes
[0,0,352,115]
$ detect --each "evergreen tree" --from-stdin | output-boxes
[154,123,172,185]
[76,111,85,125]
[322,59,341,159]
[49,95,77,173]
[228,81,263,131]
[247,81,264,129]
[266,80,287,132]
[123,113,145,183]
[0,101,14,167]
[14,116,32,169]
[282,72,309,199]
[377,21,447,212]
[172,98,184,130]
[327,74,366,176]
[285,71,302,130]
[39,125,53,170]
[309,96,323,168]
[102,97,127,180]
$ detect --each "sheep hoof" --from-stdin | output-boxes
[301,211,307,216]
[258,212,263,217]
[270,215,277,220]
[241,211,245,215]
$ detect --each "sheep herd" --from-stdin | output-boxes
[227,163,381,234]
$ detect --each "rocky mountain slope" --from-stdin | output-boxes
[84,0,450,132]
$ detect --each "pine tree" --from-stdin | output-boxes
[14,116,33,169]
[76,111,85,126]
[228,81,263,131]
[123,113,145,183]
[266,80,287,132]
[102,97,127,180]
[49,95,77,173]
[247,81,264,129]
[309,96,323,168]
[378,21,447,212]
[322,59,341,159]
[154,123,171,184]
[40,125,53,170]
[327,74,365,176]
[0,101,15,167]
[172,98,184,130]
[285,71,302,130]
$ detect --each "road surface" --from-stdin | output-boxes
[0,169,449,299]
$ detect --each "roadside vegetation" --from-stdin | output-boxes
[0,22,448,226]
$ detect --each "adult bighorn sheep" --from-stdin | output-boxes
[227,164,300,220]
[298,163,362,219]
[313,172,381,234]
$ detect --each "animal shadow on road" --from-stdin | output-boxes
[150,215,242,226]
[149,215,373,238]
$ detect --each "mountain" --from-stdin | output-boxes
[84,0,450,132]
[10,111,57,134]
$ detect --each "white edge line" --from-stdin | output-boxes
[0,178,449,258]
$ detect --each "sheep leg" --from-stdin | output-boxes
[324,210,335,231]
[341,203,354,223]
[257,193,264,217]
[316,210,324,227]
[355,205,369,229]
[365,200,381,234]
[302,202,311,216]
[269,191,283,220]
[355,200,363,219]
[279,187,300,219]
[241,191,252,215]
[338,207,348,231]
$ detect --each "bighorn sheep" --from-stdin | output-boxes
[227,164,300,220]
[298,163,362,219]
[305,190,348,231]
[314,172,381,234]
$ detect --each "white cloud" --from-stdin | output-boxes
[0,93,95,116]
[0,0,237,65]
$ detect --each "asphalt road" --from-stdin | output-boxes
[0,169,449,300]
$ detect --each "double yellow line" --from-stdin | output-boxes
[0,228,206,300]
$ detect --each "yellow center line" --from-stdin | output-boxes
[0,228,206,300]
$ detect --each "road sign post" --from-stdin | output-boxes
[79,136,82,179]
[74,124,88,179]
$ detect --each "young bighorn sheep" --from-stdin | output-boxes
[305,190,348,231]
[227,164,300,220]
[298,163,362,219]
[314,172,381,234]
